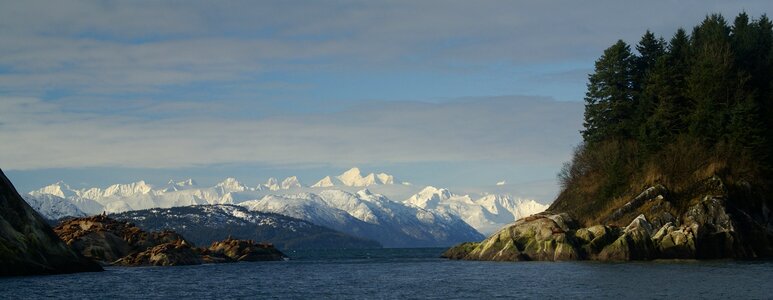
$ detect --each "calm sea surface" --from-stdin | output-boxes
[1,248,772,299]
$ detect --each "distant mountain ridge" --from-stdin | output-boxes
[24,167,549,246]
[111,205,381,250]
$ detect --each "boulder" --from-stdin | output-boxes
[597,215,656,261]
[683,196,745,259]
[651,222,695,259]
[454,214,580,261]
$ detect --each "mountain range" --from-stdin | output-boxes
[111,205,381,250]
[23,167,548,246]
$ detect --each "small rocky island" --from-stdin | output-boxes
[55,215,286,266]
[446,13,773,262]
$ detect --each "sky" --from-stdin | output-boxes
[1,1,771,202]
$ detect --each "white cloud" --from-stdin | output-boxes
[0,96,583,170]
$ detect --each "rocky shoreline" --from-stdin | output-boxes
[444,177,773,261]
[55,215,286,266]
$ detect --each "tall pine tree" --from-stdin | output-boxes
[638,29,691,151]
[582,40,636,143]
[686,14,740,143]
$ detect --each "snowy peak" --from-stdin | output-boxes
[258,177,301,191]
[403,186,549,235]
[406,186,451,209]
[30,181,75,198]
[377,173,394,185]
[263,177,280,191]
[335,167,400,187]
[216,177,246,193]
[337,167,367,186]
[103,180,152,197]
[281,176,303,190]
[164,178,197,192]
[311,176,335,188]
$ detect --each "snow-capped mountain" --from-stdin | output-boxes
[25,167,549,244]
[112,204,381,250]
[215,177,247,194]
[29,181,77,199]
[240,189,484,247]
[404,186,549,235]
[281,176,303,190]
[162,179,197,192]
[23,194,86,220]
[311,167,406,187]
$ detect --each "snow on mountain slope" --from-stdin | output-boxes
[376,173,394,184]
[311,176,335,188]
[262,177,280,191]
[337,168,376,186]
[29,181,77,199]
[404,186,549,235]
[22,194,86,220]
[25,167,549,242]
[103,180,153,197]
[215,177,246,194]
[239,189,484,247]
[280,176,303,190]
[111,204,381,250]
[163,179,197,192]
[308,167,407,188]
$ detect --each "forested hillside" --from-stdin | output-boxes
[551,13,773,225]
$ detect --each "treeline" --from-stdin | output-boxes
[554,13,773,222]
[583,12,772,154]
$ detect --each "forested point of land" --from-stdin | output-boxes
[553,13,773,225]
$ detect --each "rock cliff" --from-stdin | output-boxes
[0,169,102,276]
[444,177,773,261]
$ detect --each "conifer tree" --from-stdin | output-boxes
[582,40,636,143]
[638,28,691,150]
[686,14,738,143]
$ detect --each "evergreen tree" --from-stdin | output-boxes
[638,28,691,150]
[633,31,667,148]
[582,40,636,143]
[686,14,739,143]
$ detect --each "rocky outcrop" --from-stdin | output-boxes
[114,240,202,266]
[54,215,187,263]
[0,169,102,276]
[205,238,286,262]
[54,215,286,266]
[444,178,773,261]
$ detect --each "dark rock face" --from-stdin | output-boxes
[0,169,102,276]
[55,215,286,266]
[444,178,773,261]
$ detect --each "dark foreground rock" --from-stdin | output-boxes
[0,169,103,276]
[56,215,286,266]
[444,177,773,261]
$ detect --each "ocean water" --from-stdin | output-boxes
[2,248,772,299]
